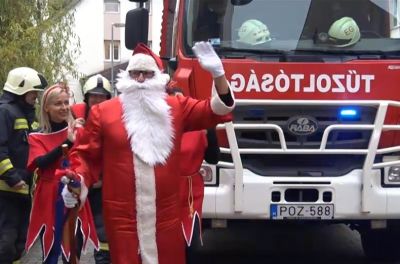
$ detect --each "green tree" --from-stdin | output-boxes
[0,0,81,89]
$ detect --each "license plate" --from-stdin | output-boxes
[270,204,334,219]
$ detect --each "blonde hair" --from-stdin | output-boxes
[39,83,74,133]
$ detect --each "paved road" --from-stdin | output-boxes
[188,222,399,264]
[21,242,95,264]
[22,222,400,264]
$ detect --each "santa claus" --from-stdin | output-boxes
[62,41,234,264]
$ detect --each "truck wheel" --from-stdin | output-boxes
[360,228,400,261]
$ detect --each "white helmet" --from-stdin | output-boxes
[83,74,112,97]
[328,17,360,47]
[238,19,271,45]
[3,67,47,95]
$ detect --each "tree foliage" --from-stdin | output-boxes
[0,0,81,89]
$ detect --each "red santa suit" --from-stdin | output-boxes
[72,92,233,264]
[71,103,87,119]
[179,131,208,246]
[70,43,234,264]
[71,103,102,181]
[26,127,98,261]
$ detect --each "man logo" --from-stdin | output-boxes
[287,116,318,136]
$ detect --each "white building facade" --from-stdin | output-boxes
[68,0,162,101]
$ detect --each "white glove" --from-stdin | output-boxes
[62,185,78,208]
[192,41,225,78]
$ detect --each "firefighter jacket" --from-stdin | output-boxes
[0,93,38,196]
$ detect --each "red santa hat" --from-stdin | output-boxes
[126,43,164,72]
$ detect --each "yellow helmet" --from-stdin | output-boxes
[328,17,360,47]
[3,67,47,95]
[83,74,112,97]
[238,19,271,45]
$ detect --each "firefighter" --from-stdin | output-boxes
[327,17,361,47]
[237,19,272,45]
[0,67,47,264]
[71,74,112,264]
[72,74,112,119]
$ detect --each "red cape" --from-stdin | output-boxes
[25,127,99,261]
[179,131,207,246]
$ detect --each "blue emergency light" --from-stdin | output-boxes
[339,108,359,120]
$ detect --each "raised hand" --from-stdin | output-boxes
[192,41,225,78]
[67,126,77,142]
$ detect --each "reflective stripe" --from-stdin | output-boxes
[99,242,109,251]
[12,260,21,264]
[31,121,40,130]
[14,118,28,129]
[0,180,29,195]
[0,158,13,176]
[30,169,39,198]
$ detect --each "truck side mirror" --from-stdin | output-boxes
[125,8,149,50]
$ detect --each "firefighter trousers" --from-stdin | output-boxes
[89,187,110,264]
[0,195,31,264]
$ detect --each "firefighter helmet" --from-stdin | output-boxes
[3,67,47,95]
[328,17,360,47]
[83,74,112,97]
[238,19,271,45]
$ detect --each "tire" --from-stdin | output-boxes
[360,228,400,261]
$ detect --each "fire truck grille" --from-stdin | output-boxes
[227,105,378,176]
[233,105,376,149]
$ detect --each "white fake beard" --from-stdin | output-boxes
[117,71,174,166]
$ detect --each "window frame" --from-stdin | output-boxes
[104,1,120,13]
[104,40,121,61]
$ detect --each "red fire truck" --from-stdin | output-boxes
[126,0,400,260]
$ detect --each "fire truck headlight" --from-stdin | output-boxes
[200,165,215,183]
[387,166,400,183]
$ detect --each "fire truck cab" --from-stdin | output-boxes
[126,0,400,260]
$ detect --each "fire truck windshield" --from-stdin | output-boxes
[184,0,400,55]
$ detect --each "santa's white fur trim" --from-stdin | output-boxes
[210,81,235,115]
[118,70,174,165]
[133,155,158,264]
[127,53,160,72]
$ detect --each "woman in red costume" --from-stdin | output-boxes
[25,83,98,263]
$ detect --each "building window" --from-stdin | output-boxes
[104,40,120,61]
[104,1,120,13]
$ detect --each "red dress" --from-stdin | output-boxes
[179,131,207,246]
[25,127,98,261]
[71,95,232,264]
